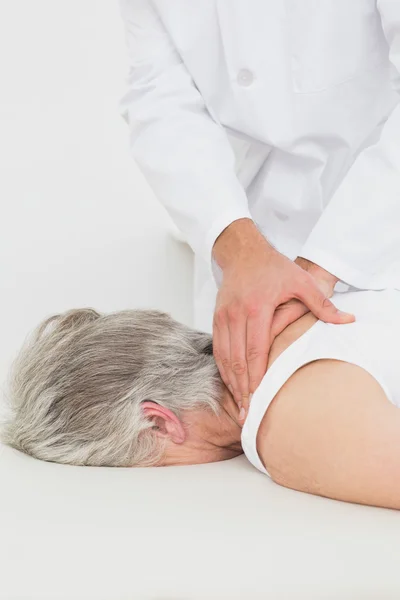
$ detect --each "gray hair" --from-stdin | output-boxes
[1,308,224,467]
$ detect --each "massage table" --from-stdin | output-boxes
[1,442,400,599]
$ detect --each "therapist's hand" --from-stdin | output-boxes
[270,256,341,339]
[212,219,355,420]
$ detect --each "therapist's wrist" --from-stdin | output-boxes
[212,218,273,270]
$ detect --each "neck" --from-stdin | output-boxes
[203,389,243,456]
[162,390,243,466]
[162,311,320,467]
[216,389,244,442]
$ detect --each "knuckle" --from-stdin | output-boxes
[322,296,333,309]
[221,357,231,371]
[245,302,261,318]
[246,345,266,362]
[214,309,227,328]
[243,292,263,313]
[227,304,242,322]
[241,389,251,400]
[212,348,222,363]
[231,360,247,376]
[312,294,330,309]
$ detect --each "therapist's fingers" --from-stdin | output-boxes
[213,308,245,409]
[212,309,237,400]
[244,305,273,417]
[295,275,355,324]
[227,305,250,412]
[271,299,310,340]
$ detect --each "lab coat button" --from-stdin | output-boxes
[237,69,254,87]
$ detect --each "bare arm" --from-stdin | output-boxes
[257,358,400,510]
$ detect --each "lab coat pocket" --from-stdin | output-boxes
[287,0,388,94]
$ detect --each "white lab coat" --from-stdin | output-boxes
[118,0,400,333]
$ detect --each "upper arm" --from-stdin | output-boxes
[118,0,200,122]
[118,0,186,81]
[257,359,400,510]
[117,1,252,264]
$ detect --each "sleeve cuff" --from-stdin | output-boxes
[298,244,391,290]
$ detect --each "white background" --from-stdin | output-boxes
[0,0,194,399]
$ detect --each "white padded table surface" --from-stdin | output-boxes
[2,443,400,600]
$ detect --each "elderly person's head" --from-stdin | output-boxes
[1,308,243,467]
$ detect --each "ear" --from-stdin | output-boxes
[141,401,186,444]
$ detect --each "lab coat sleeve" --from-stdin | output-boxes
[118,0,253,272]
[299,1,400,290]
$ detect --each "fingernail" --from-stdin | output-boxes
[239,407,246,421]
[338,310,355,319]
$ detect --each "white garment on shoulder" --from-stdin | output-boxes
[241,289,400,476]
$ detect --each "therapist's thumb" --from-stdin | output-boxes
[299,281,355,324]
